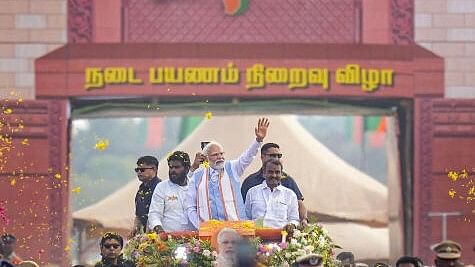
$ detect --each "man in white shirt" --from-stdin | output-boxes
[186,118,270,229]
[148,151,195,232]
[245,158,299,228]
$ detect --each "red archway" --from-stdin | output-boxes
[1,0,474,265]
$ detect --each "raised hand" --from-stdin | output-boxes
[191,152,207,172]
[255,117,270,142]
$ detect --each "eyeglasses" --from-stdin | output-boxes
[134,167,155,173]
[265,153,282,158]
[103,244,120,249]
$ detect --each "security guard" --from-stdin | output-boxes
[431,240,464,267]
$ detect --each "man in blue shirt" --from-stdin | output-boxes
[241,143,308,225]
[186,118,269,229]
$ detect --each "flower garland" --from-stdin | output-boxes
[124,233,217,267]
[254,224,340,267]
[124,223,339,267]
[200,219,254,232]
[182,238,218,267]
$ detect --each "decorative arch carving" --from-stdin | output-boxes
[68,0,94,43]
[391,0,414,44]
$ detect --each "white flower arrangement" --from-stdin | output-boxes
[255,223,341,267]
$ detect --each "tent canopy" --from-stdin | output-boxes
[325,222,389,260]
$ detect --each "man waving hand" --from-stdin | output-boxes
[186,118,269,229]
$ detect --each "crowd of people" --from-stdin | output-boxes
[1,118,473,266]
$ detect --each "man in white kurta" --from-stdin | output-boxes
[186,118,270,229]
[245,158,299,228]
[148,151,194,232]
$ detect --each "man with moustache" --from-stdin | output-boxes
[130,156,161,237]
[245,158,299,228]
[241,142,308,225]
[148,151,195,232]
[215,228,241,267]
[186,118,269,229]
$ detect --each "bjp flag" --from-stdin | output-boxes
[223,0,249,15]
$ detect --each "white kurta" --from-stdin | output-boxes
[245,182,299,228]
[148,180,194,232]
[186,139,261,229]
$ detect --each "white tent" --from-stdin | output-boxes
[74,114,387,228]
[324,222,389,260]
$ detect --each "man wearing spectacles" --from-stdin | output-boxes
[241,143,308,226]
[186,118,270,229]
[95,232,134,267]
[130,156,162,237]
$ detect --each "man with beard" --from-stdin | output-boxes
[215,228,241,267]
[148,151,195,232]
[186,118,269,229]
[245,158,299,228]
[130,156,162,237]
[94,232,134,267]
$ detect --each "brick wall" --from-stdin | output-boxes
[1,0,474,99]
[416,0,475,98]
[0,0,66,100]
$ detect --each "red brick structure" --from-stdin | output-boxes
[0,0,474,265]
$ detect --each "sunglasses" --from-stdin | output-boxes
[103,244,121,249]
[265,153,283,158]
[134,167,155,173]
